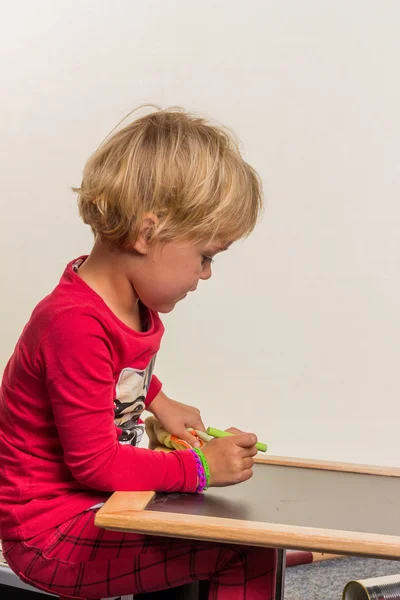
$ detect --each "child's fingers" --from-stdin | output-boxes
[242,456,255,470]
[177,428,202,448]
[232,432,258,449]
[238,468,254,483]
[191,416,206,432]
[236,445,258,461]
[240,445,258,458]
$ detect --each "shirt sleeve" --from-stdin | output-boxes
[146,375,162,406]
[37,310,197,494]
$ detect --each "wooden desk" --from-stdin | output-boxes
[95,456,400,598]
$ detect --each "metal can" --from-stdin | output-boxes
[343,575,400,600]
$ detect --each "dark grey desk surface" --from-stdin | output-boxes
[147,463,400,537]
[96,458,400,559]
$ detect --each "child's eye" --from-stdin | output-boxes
[202,256,214,265]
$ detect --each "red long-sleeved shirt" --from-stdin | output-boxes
[0,258,197,540]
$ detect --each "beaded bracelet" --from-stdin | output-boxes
[191,448,210,490]
[190,449,208,492]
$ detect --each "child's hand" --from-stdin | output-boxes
[202,430,258,487]
[148,392,206,448]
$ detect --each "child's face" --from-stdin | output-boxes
[131,238,229,313]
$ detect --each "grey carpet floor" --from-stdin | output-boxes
[285,557,400,600]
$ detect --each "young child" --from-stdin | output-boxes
[0,108,276,599]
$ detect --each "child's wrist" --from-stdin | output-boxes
[190,448,210,492]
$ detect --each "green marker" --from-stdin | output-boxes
[206,427,267,453]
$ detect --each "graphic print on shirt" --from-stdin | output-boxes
[114,356,156,446]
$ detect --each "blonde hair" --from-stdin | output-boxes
[74,107,263,248]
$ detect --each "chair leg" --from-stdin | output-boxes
[135,582,201,599]
[59,583,207,599]
[198,581,210,599]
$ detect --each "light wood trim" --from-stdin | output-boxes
[254,455,400,477]
[154,446,400,477]
[154,444,400,477]
[95,491,155,527]
[95,508,400,559]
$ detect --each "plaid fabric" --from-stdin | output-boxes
[2,509,276,599]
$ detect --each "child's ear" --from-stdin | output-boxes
[133,213,159,255]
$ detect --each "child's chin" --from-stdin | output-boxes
[156,301,177,314]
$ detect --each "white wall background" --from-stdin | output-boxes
[1,0,399,466]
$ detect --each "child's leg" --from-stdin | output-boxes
[3,510,276,600]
